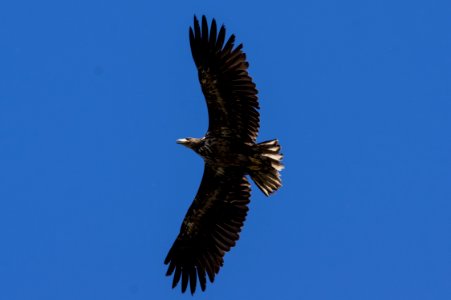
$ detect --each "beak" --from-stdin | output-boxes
[176,138,188,145]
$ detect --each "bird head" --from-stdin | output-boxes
[176,137,203,151]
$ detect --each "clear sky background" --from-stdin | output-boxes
[0,1,450,299]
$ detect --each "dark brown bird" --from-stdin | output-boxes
[164,15,284,294]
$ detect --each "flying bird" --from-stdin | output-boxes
[164,15,284,294]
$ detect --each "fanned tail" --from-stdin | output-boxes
[250,139,284,196]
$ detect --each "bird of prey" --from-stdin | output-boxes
[164,15,284,294]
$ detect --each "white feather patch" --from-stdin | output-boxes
[263,153,283,160]
[272,162,285,171]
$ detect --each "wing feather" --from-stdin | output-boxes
[164,165,251,294]
[189,15,260,142]
[197,263,207,291]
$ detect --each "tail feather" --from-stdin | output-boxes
[250,139,284,196]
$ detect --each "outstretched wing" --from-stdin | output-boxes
[190,15,260,143]
[164,165,251,294]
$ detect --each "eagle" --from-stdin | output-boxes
[164,15,284,294]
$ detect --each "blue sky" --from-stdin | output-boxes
[1,0,450,299]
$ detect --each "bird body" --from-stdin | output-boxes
[177,137,253,166]
[178,136,283,191]
[165,15,284,294]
